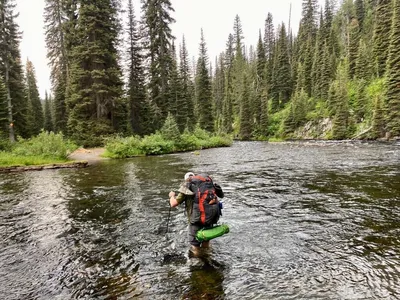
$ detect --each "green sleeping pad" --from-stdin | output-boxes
[196,224,230,242]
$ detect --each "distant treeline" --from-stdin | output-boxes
[0,0,399,146]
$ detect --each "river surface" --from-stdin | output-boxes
[1,141,399,300]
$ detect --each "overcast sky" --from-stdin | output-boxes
[16,0,325,98]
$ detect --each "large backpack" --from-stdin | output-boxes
[189,174,220,226]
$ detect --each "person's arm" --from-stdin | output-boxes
[214,183,224,198]
[169,191,179,207]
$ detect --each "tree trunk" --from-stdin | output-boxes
[5,60,15,143]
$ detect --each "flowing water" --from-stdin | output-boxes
[0,141,399,300]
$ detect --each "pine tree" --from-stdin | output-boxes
[311,10,325,98]
[195,29,213,132]
[25,59,44,136]
[232,15,246,117]
[43,90,54,132]
[320,42,332,101]
[385,0,400,137]
[272,23,292,109]
[373,0,393,77]
[371,94,385,138]
[141,0,175,128]
[331,61,349,139]
[126,0,146,135]
[212,54,225,132]
[169,43,181,122]
[0,0,27,140]
[239,73,252,140]
[254,31,266,130]
[355,0,365,31]
[44,0,69,133]
[355,38,372,81]
[178,36,194,132]
[222,34,234,133]
[297,0,318,96]
[67,0,126,146]
[348,18,360,78]
[264,12,275,98]
[283,103,296,134]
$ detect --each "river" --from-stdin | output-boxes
[0,141,399,300]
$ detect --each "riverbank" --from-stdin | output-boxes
[0,161,88,173]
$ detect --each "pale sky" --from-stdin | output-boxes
[15,0,325,98]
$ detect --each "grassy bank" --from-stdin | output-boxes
[104,127,233,158]
[0,132,78,167]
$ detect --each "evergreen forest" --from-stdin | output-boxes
[1,0,399,147]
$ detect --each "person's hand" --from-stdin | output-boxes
[169,191,175,198]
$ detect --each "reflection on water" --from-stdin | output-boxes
[0,141,399,299]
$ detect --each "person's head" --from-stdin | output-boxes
[184,172,194,181]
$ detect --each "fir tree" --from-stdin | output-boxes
[232,15,246,116]
[43,91,54,132]
[355,38,372,81]
[169,43,181,122]
[331,61,349,139]
[372,0,393,77]
[67,0,126,145]
[44,0,69,133]
[222,34,234,133]
[25,59,44,136]
[272,23,292,109]
[264,12,275,97]
[283,103,296,135]
[348,18,360,78]
[385,0,400,137]
[239,73,252,140]
[212,54,225,132]
[195,29,213,132]
[355,0,365,31]
[297,0,318,95]
[141,0,175,127]
[0,0,27,140]
[178,36,194,132]
[254,31,266,129]
[126,0,146,135]
[320,42,332,101]
[371,94,385,138]
[311,10,325,98]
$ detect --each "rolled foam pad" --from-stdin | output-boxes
[196,224,230,242]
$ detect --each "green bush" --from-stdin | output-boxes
[0,138,12,151]
[12,131,78,160]
[139,133,175,155]
[193,126,211,140]
[104,136,144,158]
[175,133,201,151]
[103,130,233,158]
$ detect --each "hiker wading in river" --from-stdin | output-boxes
[169,172,224,256]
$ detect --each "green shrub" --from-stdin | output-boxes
[0,138,12,151]
[12,131,77,159]
[104,136,144,158]
[139,133,175,155]
[201,135,232,148]
[193,126,211,140]
[175,133,201,151]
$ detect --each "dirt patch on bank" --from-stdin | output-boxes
[68,148,107,163]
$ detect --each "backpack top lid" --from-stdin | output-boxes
[190,173,212,183]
